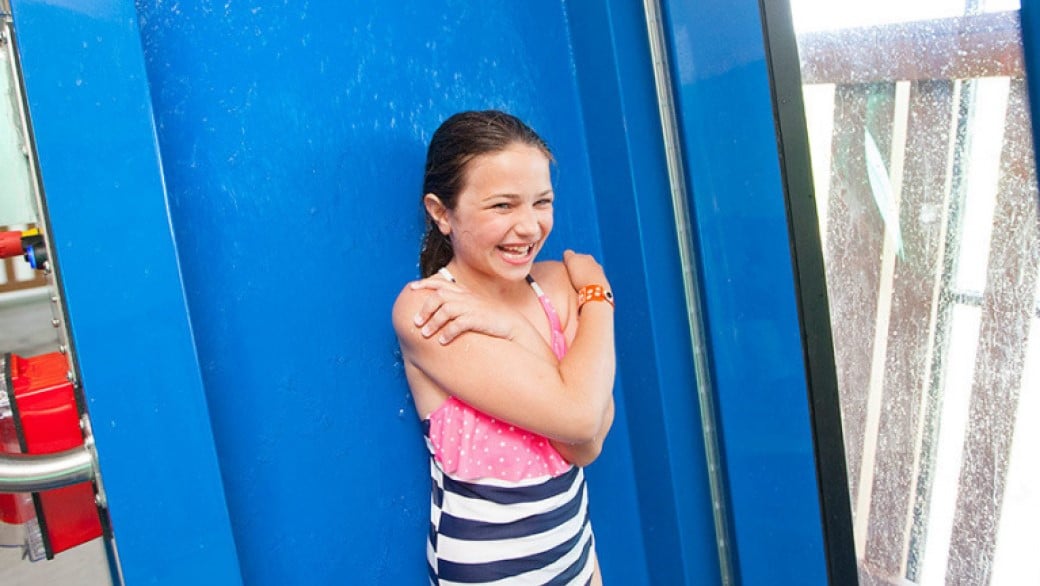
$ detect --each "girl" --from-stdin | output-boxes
[392,110,616,584]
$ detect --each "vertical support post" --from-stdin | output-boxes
[657,0,843,582]
[9,0,242,583]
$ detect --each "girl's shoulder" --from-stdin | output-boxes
[391,274,443,339]
[530,260,577,340]
[391,281,422,337]
[530,260,570,292]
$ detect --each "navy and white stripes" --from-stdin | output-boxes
[427,459,595,585]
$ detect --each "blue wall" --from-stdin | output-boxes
[8,0,839,583]
[132,1,656,583]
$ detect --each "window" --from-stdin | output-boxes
[790,1,1039,583]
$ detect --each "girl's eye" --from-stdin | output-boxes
[492,202,511,210]
[536,199,553,207]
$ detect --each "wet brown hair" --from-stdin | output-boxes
[419,110,552,277]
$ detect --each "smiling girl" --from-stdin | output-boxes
[392,110,616,584]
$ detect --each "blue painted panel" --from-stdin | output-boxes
[567,2,721,584]
[9,1,242,584]
[660,0,829,583]
[134,1,653,583]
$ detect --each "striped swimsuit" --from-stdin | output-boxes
[424,270,596,585]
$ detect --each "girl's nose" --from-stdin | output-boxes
[514,209,540,237]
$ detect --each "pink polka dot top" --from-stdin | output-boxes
[426,396,572,482]
[424,269,572,482]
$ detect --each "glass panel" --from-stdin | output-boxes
[990,287,1040,584]
[0,14,45,295]
[0,25,37,226]
[790,1,1040,584]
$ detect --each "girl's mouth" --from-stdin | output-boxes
[498,243,536,262]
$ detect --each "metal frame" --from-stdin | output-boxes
[642,0,734,582]
[758,1,859,583]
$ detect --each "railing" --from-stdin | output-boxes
[796,10,1039,585]
[0,448,95,493]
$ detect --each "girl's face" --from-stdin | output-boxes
[435,143,553,285]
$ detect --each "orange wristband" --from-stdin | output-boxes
[577,284,614,313]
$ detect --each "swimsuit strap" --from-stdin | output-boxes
[526,275,568,360]
[437,267,567,359]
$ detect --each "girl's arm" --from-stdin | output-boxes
[405,261,615,468]
[393,251,616,444]
[543,257,615,466]
[549,399,614,466]
[409,260,617,466]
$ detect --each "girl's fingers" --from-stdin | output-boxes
[410,278,447,292]
[410,276,469,327]
[413,290,446,328]
[563,250,607,289]
[436,313,511,344]
[436,317,467,345]
[409,279,514,343]
[421,301,458,338]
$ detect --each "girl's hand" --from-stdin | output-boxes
[562,250,609,291]
[409,277,519,345]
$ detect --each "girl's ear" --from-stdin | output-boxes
[424,194,451,236]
